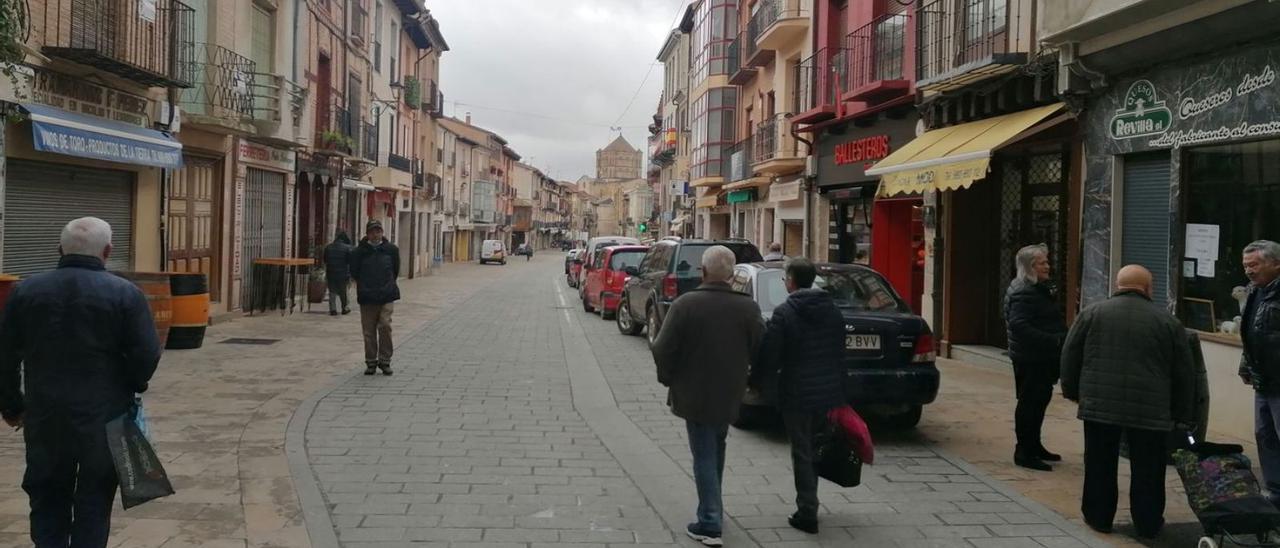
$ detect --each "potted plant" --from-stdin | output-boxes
[404,76,422,107]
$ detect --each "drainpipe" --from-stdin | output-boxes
[791,121,815,258]
[291,0,301,82]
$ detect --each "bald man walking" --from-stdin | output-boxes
[1061,265,1195,538]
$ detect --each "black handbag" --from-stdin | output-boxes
[815,422,863,488]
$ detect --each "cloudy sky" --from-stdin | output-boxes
[429,1,685,181]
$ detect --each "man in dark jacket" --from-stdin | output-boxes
[350,220,400,376]
[1238,240,1280,505]
[1061,265,1194,538]
[0,217,162,548]
[651,245,763,547]
[323,231,354,316]
[1004,244,1068,471]
[753,258,845,535]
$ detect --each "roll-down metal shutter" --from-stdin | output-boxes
[3,160,134,276]
[241,168,286,310]
[1121,152,1173,307]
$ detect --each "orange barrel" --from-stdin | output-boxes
[167,273,210,350]
[113,272,173,349]
[0,275,17,316]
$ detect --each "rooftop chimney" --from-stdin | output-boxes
[465,112,471,125]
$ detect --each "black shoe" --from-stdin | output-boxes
[788,513,819,534]
[341,308,351,315]
[1084,517,1113,534]
[1134,518,1164,539]
[364,364,377,375]
[1038,446,1062,462]
[378,363,393,376]
[330,310,338,316]
[1014,448,1053,471]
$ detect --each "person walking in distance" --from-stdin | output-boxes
[323,231,354,316]
[752,257,846,535]
[651,246,764,546]
[1004,244,1068,471]
[350,220,400,376]
[1238,240,1280,506]
[1061,265,1195,538]
[763,242,785,262]
[0,217,162,548]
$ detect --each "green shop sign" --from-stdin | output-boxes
[727,189,755,204]
[1109,80,1172,140]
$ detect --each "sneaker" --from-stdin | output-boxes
[378,363,393,376]
[329,310,338,316]
[364,364,377,375]
[341,308,351,315]
[788,513,819,534]
[685,524,723,546]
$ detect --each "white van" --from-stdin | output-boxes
[480,240,507,265]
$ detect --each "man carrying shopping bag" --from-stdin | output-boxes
[0,217,162,548]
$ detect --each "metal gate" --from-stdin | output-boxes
[241,168,286,310]
[3,160,133,276]
[993,150,1069,338]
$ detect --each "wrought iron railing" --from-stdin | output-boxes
[316,99,356,155]
[756,0,808,32]
[41,0,196,88]
[389,153,413,173]
[795,47,847,114]
[180,43,255,119]
[727,34,743,77]
[361,121,378,162]
[917,0,1022,84]
[743,9,763,60]
[846,13,907,92]
[249,73,308,127]
[726,136,754,182]
[753,114,799,163]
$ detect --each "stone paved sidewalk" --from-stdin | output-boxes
[297,259,1109,548]
[0,260,506,548]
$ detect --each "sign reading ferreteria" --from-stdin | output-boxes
[1096,43,1280,152]
[237,140,295,172]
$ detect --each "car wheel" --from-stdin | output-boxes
[887,405,923,429]
[600,295,615,320]
[616,299,642,336]
[646,305,662,347]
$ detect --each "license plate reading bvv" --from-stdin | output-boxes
[845,334,881,350]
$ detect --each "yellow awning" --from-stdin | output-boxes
[868,103,1066,197]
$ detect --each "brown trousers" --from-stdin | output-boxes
[359,303,394,364]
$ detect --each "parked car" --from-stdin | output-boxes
[480,240,507,265]
[616,239,762,344]
[731,262,939,428]
[574,236,640,288]
[581,245,649,319]
[565,249,584,284]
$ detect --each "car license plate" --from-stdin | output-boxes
[846,334,881,350]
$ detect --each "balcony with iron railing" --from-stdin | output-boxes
[316,98,357,156]
[916,0,1029,93]
[755,0,810,52]
[41,0,196,88]
[752,114,804,175]
[421,79,444,117]
[249,72,307,131]
[724,136,755,184]
[845,13,910,102]
[793,47,847,124]
[727,32,757,85]
[389,152,413,173]
[179,43,255,125]
[743,9,770,68]
[361,121,378,162]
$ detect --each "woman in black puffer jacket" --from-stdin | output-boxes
[1004,244,1068,471]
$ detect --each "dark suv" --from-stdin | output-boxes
[616,239,763,343]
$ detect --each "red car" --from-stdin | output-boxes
[581,245,649,319]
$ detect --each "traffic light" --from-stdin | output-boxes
[638,222,648,233]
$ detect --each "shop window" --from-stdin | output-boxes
[1181,140,1280,339]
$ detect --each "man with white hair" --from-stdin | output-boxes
[0,217,162,548]
[1238,240,1280,506]
[651,245,763,546]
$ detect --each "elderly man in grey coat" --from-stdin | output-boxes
[1061,265,1195,539]
[651,245,764,547]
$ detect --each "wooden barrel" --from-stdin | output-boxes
[167,273,210,350]
[113,272,172,349]
[0,275,17,316]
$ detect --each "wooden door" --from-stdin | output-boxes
[167,156,221,301]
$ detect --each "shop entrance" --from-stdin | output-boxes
[783,221,803,256]
[167,155,222,301]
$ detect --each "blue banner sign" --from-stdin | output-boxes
[24,103,183,169]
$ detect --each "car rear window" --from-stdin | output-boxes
[673,244,763,277]
[756,269,907,315]
[609,250,646,271]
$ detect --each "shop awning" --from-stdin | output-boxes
[867,103,1065,197]
[695,195,720,208]
[22,103,183,169]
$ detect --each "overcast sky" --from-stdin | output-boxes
[429,1,684,181]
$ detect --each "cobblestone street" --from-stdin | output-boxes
[297,257,1107,548]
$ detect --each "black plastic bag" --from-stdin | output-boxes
[815,422,863,488]
[105,406,174,509]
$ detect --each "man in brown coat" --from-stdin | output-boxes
[651,245,764,547]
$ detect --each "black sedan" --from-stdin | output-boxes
[731,262,939,428]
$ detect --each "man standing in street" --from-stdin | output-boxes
[752,258,846,535]
[0,217,162,548]
[763,242,785,262]
[651,245,763,546]
[350,220,400,376]
[1239,240,1280,505]
[323,231,354,316]
[1061,265,1194,539]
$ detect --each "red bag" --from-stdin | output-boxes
[827,405,874,465]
